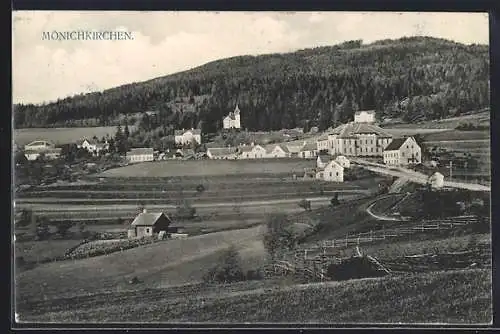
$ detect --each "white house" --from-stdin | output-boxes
[206,147,238,160]
[174,129,202,146]
[265,144,291,158]
[24,140,55,151]
[428,172,445,189]
[238,144,266,159]
[383,137,422,166]
[354,110,376,123]
[316,135,329,152]
[223,104,241,129]
[299,142,318,159]
[316,160,344,182]
[77,138,108,154]
[335,155,350,168]
[126,148,154,163]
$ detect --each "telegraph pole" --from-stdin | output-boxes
[449,160,453,181]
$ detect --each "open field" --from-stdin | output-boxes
[382,111,490,130]
[15,240,83,264]
[14,126,137,146]
[421,130,490,142]
[17,269,491,323]
[98,159,316,178]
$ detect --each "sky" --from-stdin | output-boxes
[12,11,489,105]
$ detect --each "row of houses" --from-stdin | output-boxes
[206,141,318,160]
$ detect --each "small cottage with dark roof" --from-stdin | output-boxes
[128,210,173,239]
[383,137,421,167]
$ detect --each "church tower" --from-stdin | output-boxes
[234,104,241,129]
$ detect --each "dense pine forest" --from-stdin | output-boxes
[14,37,489,133]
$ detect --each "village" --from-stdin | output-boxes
[18,106,437,185]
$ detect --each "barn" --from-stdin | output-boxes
[128,210,173,239]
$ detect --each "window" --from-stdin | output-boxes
[336,172,339,176]
[146,228,150,233]
[330,172,332,177]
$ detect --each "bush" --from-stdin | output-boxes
[298,199,312,211]
[202,246,245,284]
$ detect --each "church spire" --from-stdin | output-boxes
[234,103,240,114]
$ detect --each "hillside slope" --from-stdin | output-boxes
[15,37,489,132]
[19,269,491,324]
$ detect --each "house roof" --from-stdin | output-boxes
[317,134,329,141]
[330,122,392,138]
[317,154,332,164]
[127,148,154,155]
[25,140,54,147]
[325,160,343,170]
[131,212,172,226]
[301,142,317,152]
[384,138,410,151]
[286,145,303,154]
[264,144,290,154]
[208,147,237,156]
[174,129,202,135]
[78,138,100,145]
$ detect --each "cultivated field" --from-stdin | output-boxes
[98,159,316,178]
[14,126,137,146]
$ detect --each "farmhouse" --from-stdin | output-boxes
[238,144,266,159]
[77,138,108,154]
[299,142,318,159]
[316,160,344,182]
[207,147,238,160]
[428,172,445,189]
[128,210,173,239]
[126,148,154,163]
[327,121,393,157]
[24,140,55,151]
[354,110,376,123]
[335,155,350,168]
[383,137,422,166]
[174,129,202,146]
[223,104,241,129]
[265,144,291,158]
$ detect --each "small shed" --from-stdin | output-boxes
[129,210,173,239]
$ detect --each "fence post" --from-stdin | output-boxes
[332,239,335,248]
[421,223,424,232]
[437,222,440,231]
[357,236,360,246]
[345,233,348,247]
[370,230,373,242]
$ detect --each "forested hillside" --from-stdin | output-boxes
[14,37,489,132]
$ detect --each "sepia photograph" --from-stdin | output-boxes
[12,11,491,324]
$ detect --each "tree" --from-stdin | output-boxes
[298,199,312,211]
[263,213,297,260]
[330,192,340,206]
[196,184,205,194]
[203,245,245,284]
[35,218,51,240]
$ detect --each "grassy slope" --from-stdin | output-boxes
[16,225,267,302]
[20,269,491,324]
